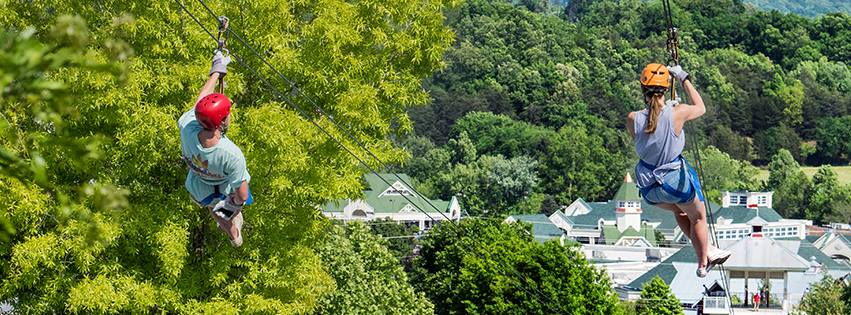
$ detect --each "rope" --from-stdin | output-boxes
[662,1,736,314]
[173,0,567,312]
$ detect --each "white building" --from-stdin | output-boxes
[322,173,461,230]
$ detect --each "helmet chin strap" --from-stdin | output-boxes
[219,120,229,136]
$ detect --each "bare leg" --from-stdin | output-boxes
[656,203,692,241]
[676,197,709,268]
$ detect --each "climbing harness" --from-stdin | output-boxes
[662,0,736,313]
[173,1,565,312]
[637,155,705,204]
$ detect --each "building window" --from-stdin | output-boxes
[738,196,747,205]
[617,201,626,208]
[352,209,367,218]
[757,195,767,206]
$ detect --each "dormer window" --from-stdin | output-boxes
[757,195,767,206]
[381,182,414,197]
[727,194,748,206]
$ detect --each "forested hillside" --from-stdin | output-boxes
[404,0,851,218]
[744,0,851,17]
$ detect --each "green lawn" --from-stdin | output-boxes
[756,166,851,185]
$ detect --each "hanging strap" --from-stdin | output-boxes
[215,16,230,94]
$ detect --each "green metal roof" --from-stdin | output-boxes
[602,225,657,246]
[805,235,822,244]
[627,246,696,289]
[567,201,723,231]
[627,263,680,289]
[613,177,641,201]
[628,238,851,290]
[510,214,565,243]
[710,206,783,223]
[798,239,851,271]
[323,173,454,214]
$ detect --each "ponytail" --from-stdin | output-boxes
[643,91,665,134]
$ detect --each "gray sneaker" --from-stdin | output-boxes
[706,246,731,272]
[228,211,243,247]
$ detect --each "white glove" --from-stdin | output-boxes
[209,49,231,77]
[212,197,243,220]
[665,98,681,108]
[667,65,690,83]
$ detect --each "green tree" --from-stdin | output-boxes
[684,146,759,203]
[366,218,420,258]
[708,125,754,162]
[794,275,847,315]
[635,276,683,315]
[806,166,841,224]
[410,218,623,315]
[813,116,851,164]
[754,125,803,163]
[0,0,456,311]
[427,154,539,216]
[315,223,433,314]
[767,149,810,218]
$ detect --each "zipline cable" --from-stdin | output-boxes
[662,1,736,313]
[172,1,567,312]
[192,0,455,227]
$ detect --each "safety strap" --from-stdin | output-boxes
[199,184,227,206]
[638,156,695,204]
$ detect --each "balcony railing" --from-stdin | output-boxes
[703,296,729,314]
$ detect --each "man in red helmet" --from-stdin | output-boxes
[178,50,251,247]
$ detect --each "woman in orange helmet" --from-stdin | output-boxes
[626,64,730,277]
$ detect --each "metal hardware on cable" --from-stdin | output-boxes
[662,0,679,101]
[215,15,229,94]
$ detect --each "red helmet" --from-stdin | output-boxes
[195,93,232,130]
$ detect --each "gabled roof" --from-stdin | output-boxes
[566,201,721,232]
[627,246,696,289]
[550,211,575,226]
[628,236,851,290]
[323,173,454,214]
[508,214,565,244]
[719,237,810,271]
[602,225,657,246]
[797,239,851,271]
[710,206,783,224]
[813,231,851,249]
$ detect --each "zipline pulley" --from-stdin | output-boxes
[215,15,229,94]
[662,0,680,101]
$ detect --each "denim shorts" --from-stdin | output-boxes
[636,158,705,205]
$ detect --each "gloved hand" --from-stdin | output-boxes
[209,49,231,77]
[212,197,243,220]
[667,65,689,83]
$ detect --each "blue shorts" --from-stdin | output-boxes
[636,157,705,205]
[191,183,254,208]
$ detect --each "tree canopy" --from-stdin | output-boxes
[409,218,624,315]
[0,0,456,312]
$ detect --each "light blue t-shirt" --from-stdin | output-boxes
[178,110,250,204]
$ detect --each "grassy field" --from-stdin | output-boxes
[756,166,851,185]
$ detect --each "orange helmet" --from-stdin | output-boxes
[640,63,671,89]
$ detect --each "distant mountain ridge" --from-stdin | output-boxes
[744,0,851,17]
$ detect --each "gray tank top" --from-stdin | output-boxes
[633,104,685,166]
